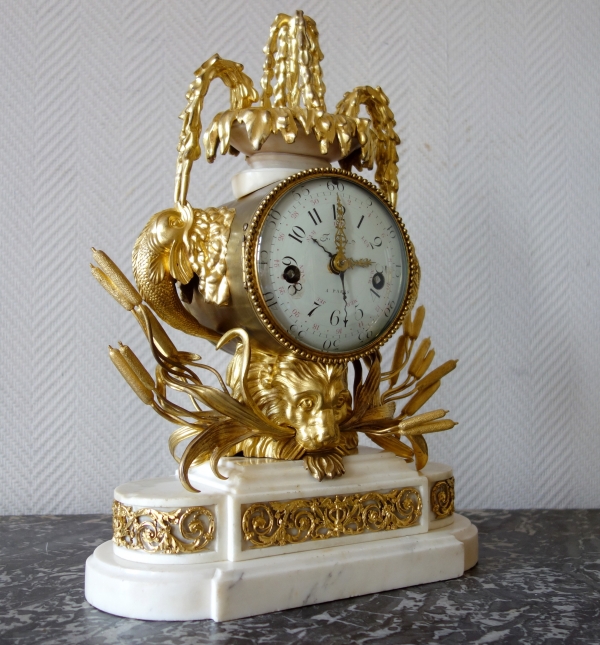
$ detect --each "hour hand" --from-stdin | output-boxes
[335,256,373,271]
[346,257,373,269]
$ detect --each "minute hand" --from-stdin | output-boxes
[334,193,348,260]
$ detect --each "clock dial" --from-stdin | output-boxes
[254,173,410,355]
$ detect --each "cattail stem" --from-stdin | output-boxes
[411,305,425,339]
[134,305,178,357]
[397,409,448,431]
[416,360,458,392]
[401,419,457,436]
[388,335,408,386]
[408,338,431,379]
[402,380,441,417]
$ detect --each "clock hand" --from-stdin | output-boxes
[312,237,346,279]
[333,194,349,272]
[351,258,373,268]
[313,230,348,326]
[339,269,349,327]
[336,258,373,271]
[313,206,370,275]
[332,196,373,271]
[311,237,334,258]
[334,194,348,256]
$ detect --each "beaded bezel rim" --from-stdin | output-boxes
[244,167,418,364]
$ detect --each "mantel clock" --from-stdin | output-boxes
[85,10,477,623]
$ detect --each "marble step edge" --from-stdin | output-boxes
[85,513,478,622]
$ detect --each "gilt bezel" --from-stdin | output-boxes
[243,167,419,364]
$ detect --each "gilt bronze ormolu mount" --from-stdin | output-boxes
[91,10,458,491]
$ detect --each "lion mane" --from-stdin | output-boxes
[225,346,358,468]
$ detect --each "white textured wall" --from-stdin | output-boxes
[1,0,599,513]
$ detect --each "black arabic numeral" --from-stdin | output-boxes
[308,301,322,317]
[332,203,345,221]
[383,300,396,318]
[289,324,306,338]
[268,209,281,225]
[327,178,343,190]
[288,226,305,243]
[263,291,277,307]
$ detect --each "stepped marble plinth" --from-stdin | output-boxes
[85,448,477,621]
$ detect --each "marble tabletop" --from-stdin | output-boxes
[0,510,599,644]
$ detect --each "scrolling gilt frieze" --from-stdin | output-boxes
[112,500,215,554]
[241,487,422,549]
[430,477,455,519]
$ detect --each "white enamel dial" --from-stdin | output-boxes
[254,173,410,356]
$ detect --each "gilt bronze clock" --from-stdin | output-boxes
[85,10,475,623]
[244,168,419,362]
[176,167,419,362]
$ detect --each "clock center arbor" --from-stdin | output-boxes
[86,10,477,622]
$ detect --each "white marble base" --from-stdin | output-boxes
[186,449,430,563]
[85,449,476,621]
[86,513,477,622]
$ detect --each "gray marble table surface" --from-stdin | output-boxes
[0,510,599,644]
